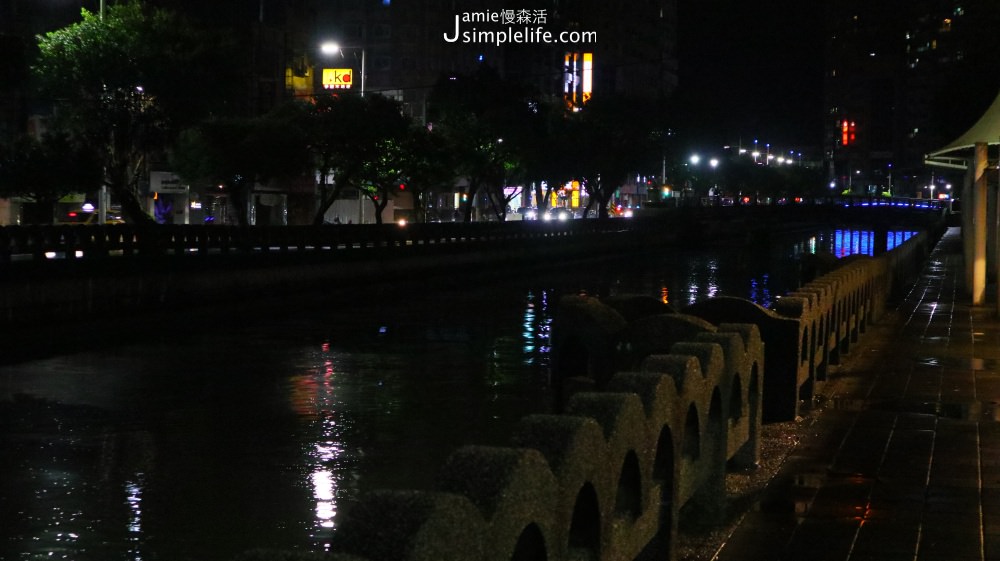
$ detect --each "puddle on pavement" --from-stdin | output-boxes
[919,336,949,344]
[914,356,998,370]
[936,401,1000,421]
[814,395,1000,421]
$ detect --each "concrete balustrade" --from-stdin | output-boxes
[322,294,765,561]
[328,224,931,560]
[0,210,944,560]
[685,228,936,422]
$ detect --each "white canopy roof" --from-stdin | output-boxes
[925,90,1000,169]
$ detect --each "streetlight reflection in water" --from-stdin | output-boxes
[0,226,924,560]
[288,347,349,543]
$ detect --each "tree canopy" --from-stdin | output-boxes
[298,93,412,225]
[427,67,541,222]
[172,112,309,226]
[0,132,102,205]
[33,0,236,225]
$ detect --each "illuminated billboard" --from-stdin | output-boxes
[563,52,593,110]
[322,68,353,89]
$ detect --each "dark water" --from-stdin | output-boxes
[0,227,914,561]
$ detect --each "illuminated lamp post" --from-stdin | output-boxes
[320,42,365,97]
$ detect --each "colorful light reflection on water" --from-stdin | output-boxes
[0,226,920,560]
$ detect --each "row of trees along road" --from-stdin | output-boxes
[0,0,716,226]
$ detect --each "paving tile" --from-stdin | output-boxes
[699,229,994,561]
[850,519,920,556]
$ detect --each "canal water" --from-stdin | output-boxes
[0,227,914,561]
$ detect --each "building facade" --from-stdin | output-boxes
[317,0,678,119]
[824,0,1000,196]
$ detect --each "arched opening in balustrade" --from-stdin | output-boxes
[811,319,823,382]
[652,424,675,493]
[709,388,724,460]
[682,404,700,461]
[729,374,743,425]
[568,482,601,560]
[839,297,851,354]
[801,326,809,364]
[828,305,841,365]
[615,450,643,520]
[749,362,760,432]
[637,425,675,561]
[511,522,548,561]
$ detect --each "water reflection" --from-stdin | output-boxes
[0,226,923,560]
[749,274,773,309]
[521,290,554,366]
[288,344,349,544]
[806,229,916,258]
[126,476,144,560]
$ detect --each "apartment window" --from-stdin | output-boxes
[372,55,391,72]
[372,24,391,40]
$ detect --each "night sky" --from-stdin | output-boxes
[673,1,826,150]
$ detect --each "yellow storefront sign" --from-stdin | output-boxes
[322,68,353,89]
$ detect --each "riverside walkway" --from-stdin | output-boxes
[704,226,1000,561]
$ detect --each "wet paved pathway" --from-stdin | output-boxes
[713,227,1000,561]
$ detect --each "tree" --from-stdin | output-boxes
[358,138,406,225]
[522,101,577,213]
[33,1,237,225]
[298,93,411,225]
[0,132,102,223]
[401,124,455,223]
[570,97,661,218]
[172,114,309,226]
[300,94,368,225]
[427,67,537,222]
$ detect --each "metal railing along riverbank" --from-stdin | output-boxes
[0,196,947,267]
[0,219,628,265]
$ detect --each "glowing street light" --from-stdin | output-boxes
[320,41,366,96]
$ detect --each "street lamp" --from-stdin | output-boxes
[320,41,365,96]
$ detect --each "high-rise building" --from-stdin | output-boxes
[824,2,908,194]
[552,0,677,103]
[316,0,485,122]
[317,0,678,120]
[154,0,319,117]
[825,0,1000,195]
